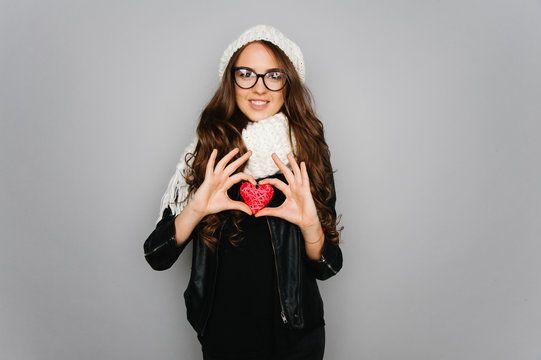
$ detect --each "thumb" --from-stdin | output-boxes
[230,200,253,216]
[254,206,281,218]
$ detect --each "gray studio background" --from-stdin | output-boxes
[1,0,540,359]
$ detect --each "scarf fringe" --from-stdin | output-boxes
[157,137,197,223]
[156,112,296,223]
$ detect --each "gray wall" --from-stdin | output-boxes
[1,0,540,359]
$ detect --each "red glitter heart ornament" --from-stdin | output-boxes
[240,182,274,214]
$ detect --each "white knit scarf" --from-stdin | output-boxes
[157,112,297,222]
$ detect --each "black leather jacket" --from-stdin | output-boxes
[143,173,343,336]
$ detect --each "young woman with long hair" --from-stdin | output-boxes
[144,25,343,360]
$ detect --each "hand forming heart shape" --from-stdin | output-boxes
[239,182,274,215]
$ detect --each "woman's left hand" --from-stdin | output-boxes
[254,153,319,230]
[256,153,325,259]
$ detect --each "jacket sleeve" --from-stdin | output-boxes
[143,207,194,271]
[304,172,343,280]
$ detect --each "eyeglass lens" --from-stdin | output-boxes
[233,68,286,91]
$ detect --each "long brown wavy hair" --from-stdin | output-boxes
[181,40,342,251]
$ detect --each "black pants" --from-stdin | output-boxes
[202,326,325,360]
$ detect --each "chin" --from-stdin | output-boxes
[240,107,281,122]
[247,113,272,122]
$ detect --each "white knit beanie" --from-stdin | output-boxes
[218,24,305,83]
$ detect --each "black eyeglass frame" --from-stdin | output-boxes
[231,66,288,92]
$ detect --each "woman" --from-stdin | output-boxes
[144,25,343,360]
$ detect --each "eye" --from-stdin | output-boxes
[238,69,256,78]
[266,71,284,80]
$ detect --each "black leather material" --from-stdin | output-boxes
[143,173,343,335]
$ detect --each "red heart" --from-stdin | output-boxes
[240,182,274,214]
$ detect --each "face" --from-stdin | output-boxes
[233,42,285,122]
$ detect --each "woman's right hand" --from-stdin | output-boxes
[188,148,255,216]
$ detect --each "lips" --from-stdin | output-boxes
[249,99,270,110]
[250,100,268,105]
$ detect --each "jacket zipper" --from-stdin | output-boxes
[266,217,288,324]
[200,252,218,336]
[143,236,174,257]
[320,253,338,275]
[296,228,301,325]
[200,216,228,336]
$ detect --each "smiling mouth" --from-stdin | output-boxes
[250,100,269,105]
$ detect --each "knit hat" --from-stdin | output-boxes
[218,24,305,83]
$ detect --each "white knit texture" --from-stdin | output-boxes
[157,137,197,223]
[157,112,297,222]
[242,112,296,178]
[218,24,305,83]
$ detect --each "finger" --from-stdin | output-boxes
[254,205,283,218]
[205,149,218,178]
[215,148,239,173]
[224,172,257,190]
[224,150,252,176]
[271,153,294,184]
[300,161,310,186]
[287,153,302,182]
[229,200,254,216]
[258,177,289,196]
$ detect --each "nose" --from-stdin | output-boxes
[252,76,267,94]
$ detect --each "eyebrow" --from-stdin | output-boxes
[234,66,284,73]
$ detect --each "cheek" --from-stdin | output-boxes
[234,88,246,107]
[273,92,285,107]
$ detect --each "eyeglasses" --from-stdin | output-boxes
[232,67,288,91]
